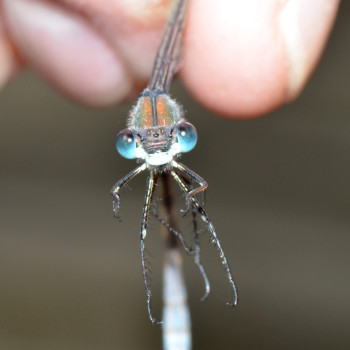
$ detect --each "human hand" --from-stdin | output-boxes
[0,0,340,118]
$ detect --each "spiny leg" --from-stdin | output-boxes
[172,161,208,215]
[151,207,210,301]
[177,170,211,300]
[158,172,210,301]
[140,171,161,324]
[150,208,191,254]
[171,169,238,306]
[190,204,211,301]
[154,212,210,301]
[110,163,147,219]
[178,170,211,300]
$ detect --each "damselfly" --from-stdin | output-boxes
[111,0,237,325]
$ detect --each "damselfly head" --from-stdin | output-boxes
[115,120,197,166]
[115,89,197,166]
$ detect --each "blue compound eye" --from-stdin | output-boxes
[116,129,138,159]
[176,122,197,153]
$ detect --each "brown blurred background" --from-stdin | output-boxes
[1,3,349,350]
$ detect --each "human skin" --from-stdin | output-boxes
[0,0,340,118]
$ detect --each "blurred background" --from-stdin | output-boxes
[1,3,349,350]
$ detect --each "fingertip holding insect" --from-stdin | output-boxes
[182,0,340,118]
[3,0,132,105]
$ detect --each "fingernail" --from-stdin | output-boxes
[3,0,131,105]
[279,0,339,101]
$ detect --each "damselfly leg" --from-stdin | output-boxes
[140,171,160,324]
[170,167,238,306]
[111,164,147,219]
[189,203,211,301]
[151,177,211,301]
[173,161,208,216]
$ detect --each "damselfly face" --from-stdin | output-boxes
[116,90,197,166]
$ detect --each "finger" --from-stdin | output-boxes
[181,0,340,118]
[2,0,134,106]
